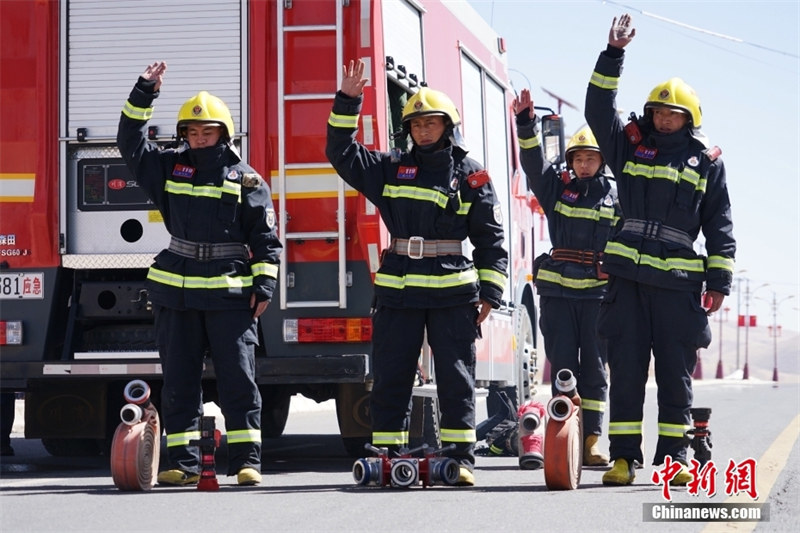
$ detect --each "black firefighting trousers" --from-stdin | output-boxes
[539,295,608,437]
[154,305,262,475]
[370,302,479,468]
[598,277,711,465]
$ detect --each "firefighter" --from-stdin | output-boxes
[326,59,508,486]
[514,88,621,466]
[585,15,736,486]
[117,61,282,487]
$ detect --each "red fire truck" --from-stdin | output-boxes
[0,0,558,456]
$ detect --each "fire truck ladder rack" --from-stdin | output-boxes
[276,0,346,311]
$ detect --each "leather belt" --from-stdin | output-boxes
[390,237,463,259]
[551,249,602,265]
[168,236,249,262]
[622,219,694,249]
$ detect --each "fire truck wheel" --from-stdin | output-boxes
[513,305,537,405]
[41,438,102,457]
[543,415,582,490]
[259,386,291,439]
[336,383,371,458]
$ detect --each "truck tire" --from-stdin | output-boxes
[41,438,102,457]
[335,383,371,458]
[259,386,291,439]
[514,305,537,406]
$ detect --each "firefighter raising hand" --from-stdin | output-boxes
[608,14,636,49]
[340,59,368,98]
[141,61,167,92]
[512,88,534,120]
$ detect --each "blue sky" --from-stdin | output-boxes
[467,0,800,330]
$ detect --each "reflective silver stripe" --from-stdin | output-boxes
[440,427,477,443]
[518,135,540,149]
[328,111,358,129]
[707,255,734,272]
[589,71,619,90]
[372,431,408,446]
[608,421,642,435]
[658,422,690,439]
[169,236,249,261]
[390,237,463,258]
[622,219,695,249]
[166,430,201,448]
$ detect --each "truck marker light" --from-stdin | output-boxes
[0,320,23,345]
[283,318,372,343]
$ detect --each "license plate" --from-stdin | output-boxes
[0,272,45,299]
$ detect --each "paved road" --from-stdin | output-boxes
[1,379,798,533]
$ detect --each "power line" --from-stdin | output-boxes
[602,0,800,59]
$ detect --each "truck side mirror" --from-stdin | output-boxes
[540,114,565,167]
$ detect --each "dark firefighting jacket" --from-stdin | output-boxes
[517,113,621,299]
[117,78,282,310]
[326,91,508,309]
[585,46,735,294]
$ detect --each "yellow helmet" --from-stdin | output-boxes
[644,78,702,128]
[176,91,235,140]
[401,87,461,127]
[565,126,601,166]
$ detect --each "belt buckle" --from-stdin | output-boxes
[643,220,662,240]
[196,243,212,262]
[407,236,425,260]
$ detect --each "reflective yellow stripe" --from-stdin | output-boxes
[536,269,608,290]
[164,179,242,202]
[581,398,606,412]
[658,422,690,439]
[440,428,476,443]
[251,262,279,278]
[554,202,619,225]
[328,111,359,129]
[478,269,507,292]
[589,71,619,90]
[603,242,705,273]
[375,269,479,290]
[518,135,540,149]
[707,255,734,272]
[227,429,261,444]
[372,431,408,446]
[383,184,453,210]
[622,162,707,193]
[608,421,642,435]
[147,266,254,289]
[166,430,201,448]
[121,101,154,121]
[457,201,471,215]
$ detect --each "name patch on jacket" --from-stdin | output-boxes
[561,189,579,203]
[397,166,418,180]
[634,145,658,159]
[468,169,490,188]
[172,164,195,179]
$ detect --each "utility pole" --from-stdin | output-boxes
[770,292,795,383]
[744,280,769,379]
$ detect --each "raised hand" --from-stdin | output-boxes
[608,14,636,49]
[340,59,368,98]
[141,61,167,92]
[512,88,534,119]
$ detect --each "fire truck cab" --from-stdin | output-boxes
[0,0,542,457]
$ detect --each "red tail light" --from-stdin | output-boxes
[283,318,372,343]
